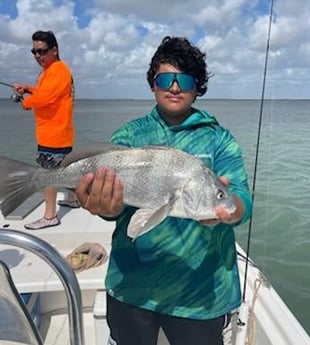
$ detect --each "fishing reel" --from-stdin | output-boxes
[10,92,24,103]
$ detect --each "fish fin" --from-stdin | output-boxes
[0,157,42,217]
[127,203,172,239]
[60,142,129,167]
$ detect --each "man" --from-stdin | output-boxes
[13,30,79,230]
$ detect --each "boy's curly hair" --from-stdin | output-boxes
[147,36,210,96]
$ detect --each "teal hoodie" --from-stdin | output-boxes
[104,106,252,319]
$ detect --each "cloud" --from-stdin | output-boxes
[0,0,309,99]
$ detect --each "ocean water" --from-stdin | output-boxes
[0,98,309,334]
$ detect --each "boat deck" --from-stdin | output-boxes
[0,192,241,344]
[0,193,309,344]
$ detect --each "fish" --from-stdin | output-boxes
[0,143,236,238]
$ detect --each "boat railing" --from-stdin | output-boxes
[0,228,85,345]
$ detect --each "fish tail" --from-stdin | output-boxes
[0,157,44,217]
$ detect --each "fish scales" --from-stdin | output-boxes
[100,148,190,208]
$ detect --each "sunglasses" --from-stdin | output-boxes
[154,72,196,92]
[31,47,51,56]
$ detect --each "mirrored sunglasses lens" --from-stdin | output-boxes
[155,74,173,89]
[176,74,196,91]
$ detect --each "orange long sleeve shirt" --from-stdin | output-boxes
[22,60,75,148]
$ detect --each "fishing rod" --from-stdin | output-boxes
[0,81,14,88]
[0,80,31,98]
[242,0,274,302]
[0,80,28,101]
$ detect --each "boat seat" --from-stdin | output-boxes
[0,260,43,345]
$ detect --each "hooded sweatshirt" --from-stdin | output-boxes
[105,106,252,319]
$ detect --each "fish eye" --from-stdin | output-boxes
[216,190,225,199]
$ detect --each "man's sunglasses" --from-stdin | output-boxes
[154,72,196,92]
[31,47,51,56]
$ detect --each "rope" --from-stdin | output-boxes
[246,273,271,344]
[242,0,275,302]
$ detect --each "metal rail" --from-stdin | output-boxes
[0,228,85,345]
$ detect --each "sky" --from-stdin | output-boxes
[0,0,309,99]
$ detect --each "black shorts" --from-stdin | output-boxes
[107,294,230,345]
[36,145,72,169]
